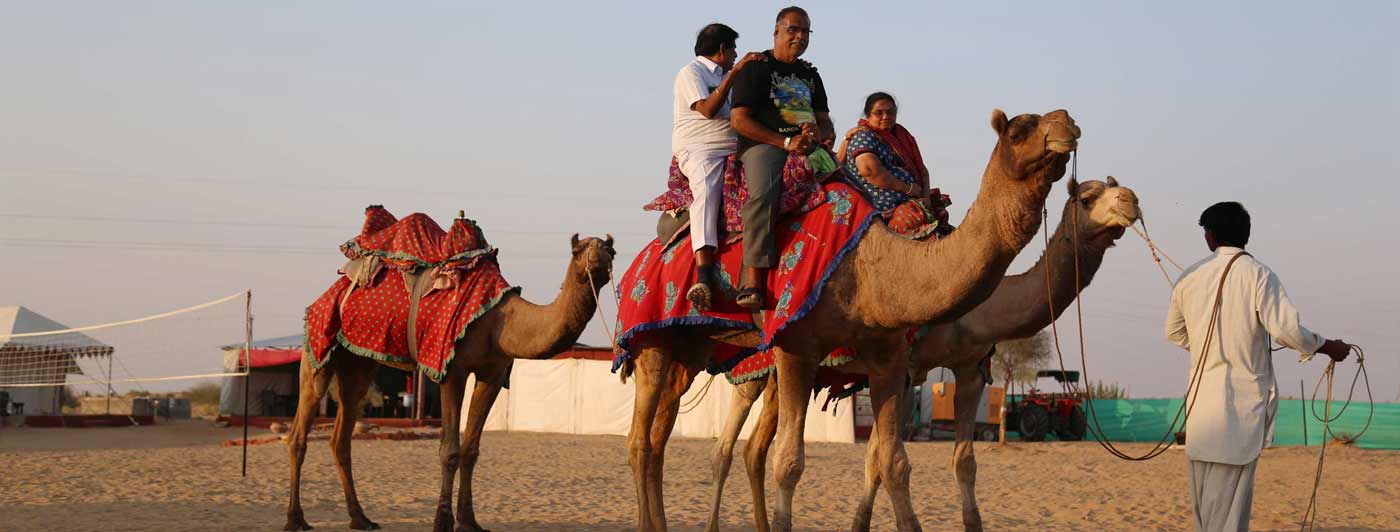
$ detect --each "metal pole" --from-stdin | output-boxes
[242,290,253,478]
[1300,379,1308,447]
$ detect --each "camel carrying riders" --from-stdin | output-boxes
[672,23,764,310]
[728,6,834,309]
[1164,201,1352,532]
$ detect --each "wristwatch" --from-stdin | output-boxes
[783,136,792,150]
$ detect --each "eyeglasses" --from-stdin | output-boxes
[779,25,813,36]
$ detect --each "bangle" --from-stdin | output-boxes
[905,182,915,195]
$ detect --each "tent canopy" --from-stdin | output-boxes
[0,306,113,385]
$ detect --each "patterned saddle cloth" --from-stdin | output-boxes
[643,150,832,243]
[304,207,519,381]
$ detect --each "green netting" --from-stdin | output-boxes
[1084,399,1400,451]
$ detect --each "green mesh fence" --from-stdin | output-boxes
[1084,399,1400,451]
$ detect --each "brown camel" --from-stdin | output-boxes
[284,234,615,532]
[622,108,1080,532]
[704,177,1143,532]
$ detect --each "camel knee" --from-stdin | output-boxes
[773,455,804,490]
[883,451,912,489]
[628,439,652,470]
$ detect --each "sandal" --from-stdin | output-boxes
[735,287,764,310]
[686,281,713,312]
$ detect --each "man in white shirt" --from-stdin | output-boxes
[672,23,763,310]
[1164,201,1351,532]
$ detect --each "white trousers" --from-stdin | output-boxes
[1188,458,1258,532]
[675,143,732,252]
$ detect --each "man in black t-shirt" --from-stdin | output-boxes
[729,6,834,309]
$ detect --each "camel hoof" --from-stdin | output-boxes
[455,526,490,532]
[283,516,313,531]
[348,517,380,530]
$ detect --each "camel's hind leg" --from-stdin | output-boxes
[328,354,380,530]
[850,429,882,532]
[951,363,987,532]
[743,374,778,532]
[770,348,817,532]
[644,350,700,531]
[431,369,468,532]
[286,355,335,531]
[705,375,766,532]
[455,361,508,532]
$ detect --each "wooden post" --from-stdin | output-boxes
[105,353,114,415]
[1300,379,1308,446]
[242,290,253,478]
[998,403,1007,447]
[414,370,426,422]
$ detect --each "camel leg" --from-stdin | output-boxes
[869,359,922,532]
[951,364,987,532]
[328,355,380,530]
[770,348,817,532]
[849,429,882,532]
[743,374,778,532]
[285,355,334,531]
[627,345,668,531]
[706,377,766,532]
[644,354,700,532]
[431,371,467,532]
[455,365,507,532]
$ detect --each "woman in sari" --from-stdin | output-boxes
[838,92,950,237]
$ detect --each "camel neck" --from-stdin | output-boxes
[497,262,601,359]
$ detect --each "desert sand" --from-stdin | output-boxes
[1,422,1396,531]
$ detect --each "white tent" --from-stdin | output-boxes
[462,351,856,444]
[0,306,114,416]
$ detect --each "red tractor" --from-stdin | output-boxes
[1004,370,1087,441]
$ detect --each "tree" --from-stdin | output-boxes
[187,383,222,405]
[991,331,1052,392]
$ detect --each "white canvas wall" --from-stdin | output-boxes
[461,359,855,443]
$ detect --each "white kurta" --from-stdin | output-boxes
[1164,246,1325,465]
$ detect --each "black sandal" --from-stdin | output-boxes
[735,287,764,310]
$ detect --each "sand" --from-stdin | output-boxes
[1,422,1397,531]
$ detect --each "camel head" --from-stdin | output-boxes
[989,108,1080,188]
[570,233,616,288]
[1064,175,1141,248]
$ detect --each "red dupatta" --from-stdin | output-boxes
[857,118,928,178]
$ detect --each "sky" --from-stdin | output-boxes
[1,1,1396,398]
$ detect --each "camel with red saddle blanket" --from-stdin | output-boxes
[705,176,1143,532]
[613,108,1081,532]
[285,207,615,532]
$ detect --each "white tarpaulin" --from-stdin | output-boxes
[461,358,855,443]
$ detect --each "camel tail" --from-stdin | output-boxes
[618,357,635,384]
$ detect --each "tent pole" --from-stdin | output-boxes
[105,353,113,415]
[242,290,252,478]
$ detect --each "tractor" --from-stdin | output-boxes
[1004,370,1087,441]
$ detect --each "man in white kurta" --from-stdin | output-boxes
[672,23,762,310]
[1164,201,1350,532]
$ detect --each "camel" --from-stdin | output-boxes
[284,234,615,532]
[704,177,1143,532]
[622,108,1080,531]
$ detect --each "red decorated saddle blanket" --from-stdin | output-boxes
[613,181,876,374]
[304,208,519,381]
[643,151,830,241]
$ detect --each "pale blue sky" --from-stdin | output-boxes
[1,1,1395,397]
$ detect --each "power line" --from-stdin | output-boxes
[0,213,653,238]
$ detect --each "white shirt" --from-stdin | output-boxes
[1165,247,1325,465]
[672,56,736,154]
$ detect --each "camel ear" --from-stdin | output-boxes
[1106,175,1119,188]
[570,233,581,252]
[604,234,615,249]
[1066,176,1079,196]
[990,109,1009,136]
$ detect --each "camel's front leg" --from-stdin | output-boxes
[743,374,778,532]
[627,347,668,531]
[329,355,380,530]
[285,356,333,531]
[770,348,816,532]
[849,429,882,532]
[706,377,766,532]
[431,372,467,532]
[644,356,699,532]
[455,365,507,532]
[951,363,987,532]
[869,358,922,532]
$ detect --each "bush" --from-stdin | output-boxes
[1084,380,1128,399]
[187,382,222,405]
[60,386,82,408]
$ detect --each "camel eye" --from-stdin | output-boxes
[1080,197,1092,207]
